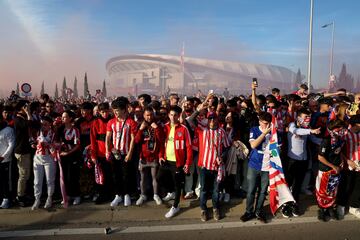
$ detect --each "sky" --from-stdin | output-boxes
[0,0,359,97]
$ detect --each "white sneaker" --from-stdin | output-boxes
[124,194,131,207]
[44,197,52,209]
[224,193,230,203]
[136,195,147,206]
[73,197,81,205]
[349,207,360,218]
[153,194,162,205]
[92,194,99,202]
[162,192,175,201]
[165,206,180,218]
[61,196,71,205]
[31,199,41,210]
[184,191,194,199]
[110,195,123,207]
[0,198,10,209]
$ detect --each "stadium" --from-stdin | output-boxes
[106,54,295,95]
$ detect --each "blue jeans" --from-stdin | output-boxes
[200,168,219,210]
[245,167,269,214]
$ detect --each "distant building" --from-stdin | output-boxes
[106,54,295,95]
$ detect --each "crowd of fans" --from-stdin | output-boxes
[0,82,359,223]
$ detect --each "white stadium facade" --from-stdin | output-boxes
[106,54,295,95]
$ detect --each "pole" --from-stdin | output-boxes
[330,21,335,77]
[307,0,314,92]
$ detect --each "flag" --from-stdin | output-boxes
[316,170,340,208]
[265,116,295,215]
[95,162,104,185]
[180,42,185,72]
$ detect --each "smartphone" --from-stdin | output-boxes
[220,97,224,104]
[209,89,214,94]
[252,78,258,87]
[184,96,187,101]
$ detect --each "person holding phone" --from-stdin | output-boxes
[157,105,193,218]
[251,78,263,113]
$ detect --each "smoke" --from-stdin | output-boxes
[0,1,123,98]
[0,1,359,98]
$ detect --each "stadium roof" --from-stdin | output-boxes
[106,54,295,92]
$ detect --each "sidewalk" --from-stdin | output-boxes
[0,195,321,231]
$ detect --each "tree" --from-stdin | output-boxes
[338,63,346,88]
[55,83,59,99]
[294,68,303,90]
[102,79,107,97]
[62,77,67,98]
[355,76,360,92]
[16,83,20,95]
[84,72,89,97]
[40,81,45,95]
[73,77,78,98]
[337,63,354,90]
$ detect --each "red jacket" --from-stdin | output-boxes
[90,117,109,160]
[135,125,165,162]
[161,123,193,167]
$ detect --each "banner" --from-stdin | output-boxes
[266,116,295,215]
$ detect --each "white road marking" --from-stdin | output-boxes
[0,215,358,238]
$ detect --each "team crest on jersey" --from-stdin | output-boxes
[334,147,341,155]
[326,174,340,195]
[177,132,182,137]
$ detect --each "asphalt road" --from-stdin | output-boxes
[2,221,360,240]
[1,195,360,240]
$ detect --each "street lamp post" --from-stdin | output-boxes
[307,0,314,93]
[322,21,335,78]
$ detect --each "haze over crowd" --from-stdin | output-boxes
[0,0,359,97]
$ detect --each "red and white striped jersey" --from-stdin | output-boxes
[63,127,80,150]
[344,131,360,171]
[35,130,55,156]
[197,127,230,171]
[106,117,137,155]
